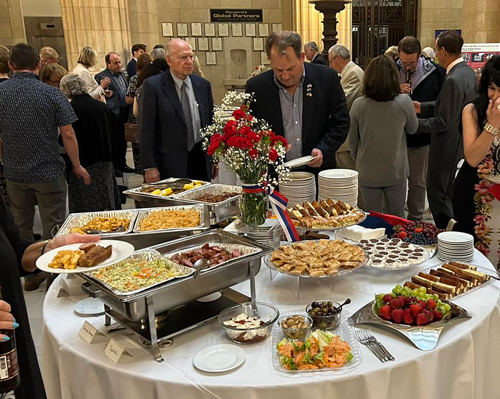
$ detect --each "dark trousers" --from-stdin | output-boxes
[157,142,209,181]
[110,108,128,170]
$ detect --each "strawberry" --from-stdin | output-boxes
[383,294,393,303]
[403,308,414,325]
[391,308,404,323]
[423,308,434,322]
[414,227,423,233]
[379,305,392,320]
[433,309,443,321]
[389,298,401,309]
[397,231,407,239]
[416,313,429,325]
[418,300,426,308]
[410,304,422,316]
[404,296,412,306]
[398,295,406,307]
[426,299,437,310]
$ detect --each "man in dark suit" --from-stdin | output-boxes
[95,52,133,175]
[304,41,328,66]
[126,43,147,78]
[413,31,476,228]
[246,32,349,173]
[140,39,216,183]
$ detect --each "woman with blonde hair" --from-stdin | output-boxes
[72,46,110,101]
[193,55,205,78]
[39,46,59,65]
[39,63,67,88]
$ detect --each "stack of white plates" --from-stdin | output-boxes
[437,232,474,262]
[241,220,282,249]
[279,172,316,206]
[318,169,358,206]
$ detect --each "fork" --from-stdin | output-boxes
[355,329,386,362]
[363,329,395,361]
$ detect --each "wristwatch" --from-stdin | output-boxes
[484,122,499,136]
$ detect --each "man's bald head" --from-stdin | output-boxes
[166,39,194,79]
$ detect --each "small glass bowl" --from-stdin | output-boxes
[306,300,342,330]
[279,314,313,340]
[218,302,279,344]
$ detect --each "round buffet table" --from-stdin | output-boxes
[42,249,500,399]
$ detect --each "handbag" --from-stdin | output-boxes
[124,123,139,143]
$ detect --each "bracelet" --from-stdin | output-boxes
[484,122,499,136]
[41,239,52,255]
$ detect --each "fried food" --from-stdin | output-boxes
[138,209,201,231]
[70,217,130,234]
[78,245,113,267]
[48,250,84,269]
[194,192,239,203]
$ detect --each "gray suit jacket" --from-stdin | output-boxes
[418,61,476,171]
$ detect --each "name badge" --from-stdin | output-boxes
[78,321,98,344]
[103,339,125,365]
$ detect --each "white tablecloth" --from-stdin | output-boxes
[42,250,500,399]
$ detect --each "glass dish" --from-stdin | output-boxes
[279,314,313,340]
[306,300,342,330]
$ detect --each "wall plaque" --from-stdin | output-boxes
[210,9,263,22]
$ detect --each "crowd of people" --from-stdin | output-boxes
[0,29,499,398]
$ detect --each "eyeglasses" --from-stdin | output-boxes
[401,60,418,67]
[177,55,194,62]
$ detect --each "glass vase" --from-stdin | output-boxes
[240,191,267,226]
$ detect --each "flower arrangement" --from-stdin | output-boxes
[250,64,268,78]
[202,91,290,225]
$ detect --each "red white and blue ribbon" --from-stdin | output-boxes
[242,184,300,242]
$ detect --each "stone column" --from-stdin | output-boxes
[462,0,500,43]
[61,0,132,71]
[0,0,26,45]
[128,0,159,50]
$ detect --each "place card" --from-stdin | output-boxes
[198,37,209,51]
[218,23,229,37]
[205,22,216,37]
[271,23,282,33]
[253,37,264,51]
[206,51,217,65]
[232,23,243,37]
[191,22,202,36]
[258,23,269,37]
[162,22,173,37]
[245,23,256,37]
[177,23,188,37]
[78,321,99,344]
[212,37,223,52]
[103,338,132,365]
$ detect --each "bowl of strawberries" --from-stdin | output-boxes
[373,285,452,326]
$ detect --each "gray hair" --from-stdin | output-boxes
[422,46,435,60]
[60,74,87,99]
[151,47,166,60]
[265,31,302,59]
[304,41,318,52]
[328,44,350,60]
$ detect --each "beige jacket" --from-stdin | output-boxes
[72,63,106,101]
[338,61,365,153]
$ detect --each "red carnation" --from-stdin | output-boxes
[207,133,223,156]
[247,132,260,142]
[232,109,246,120]
[249,149,259,159]
[227,136,252,150]
[224,120,238,137]
[239,126,252,136]
[272,134,288,147]
[269,149,278,162]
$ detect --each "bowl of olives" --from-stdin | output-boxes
[306,300,342,330]
[279,314,313,340]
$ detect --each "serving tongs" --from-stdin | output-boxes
[84,225,126,235]
[143,178,193,188]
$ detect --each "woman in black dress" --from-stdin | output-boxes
[0,45,10,207]
[0,200,99,398]
[453,56,500,268]
[59,74,121,213]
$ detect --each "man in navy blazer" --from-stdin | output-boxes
[246,31,349,173]
[140,39,216,182]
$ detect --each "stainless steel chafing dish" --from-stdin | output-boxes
[80,230,271,362]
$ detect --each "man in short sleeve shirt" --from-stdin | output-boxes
[0,43,89,245]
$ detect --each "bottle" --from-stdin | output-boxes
[0,287,20,393]
[406,70,414,98]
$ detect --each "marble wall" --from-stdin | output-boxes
[0,0,26,45]
[461,0,500,43]
[417,0,464,49]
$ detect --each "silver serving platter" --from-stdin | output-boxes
[86,249,194,296]
[173,183,242,204]
[348,300,472,351]
[57,209,138,237]
[133,204,207,234]
[123,177,210,200]
[165,242,261,273]
[263,240,368,278]
[293,211,367,233]
[398,263,497,299]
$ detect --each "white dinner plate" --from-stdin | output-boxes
[437,232,474,243]
[193,344,246,373]
[36,240,134,274]
[74,297,105,316]
[283,155,317,169]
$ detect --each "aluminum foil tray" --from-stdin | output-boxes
[57,210,138,237]
[85,249,194,297]
[164,242,261,273]
[172,183,242,204]
[123,178,210,200]
[294,211,367,233]
[133,205,207,234]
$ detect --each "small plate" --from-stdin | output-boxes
[283,155,317,169]
[193,344,246,373]
[36,240,134,274]
[196,291,222,303]
[74,297,105,316]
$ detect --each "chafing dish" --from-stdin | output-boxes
[80,230,271,362]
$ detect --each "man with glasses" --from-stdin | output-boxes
[413,31,476,229]
[140,39,217,183]
[396,36,446,222]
